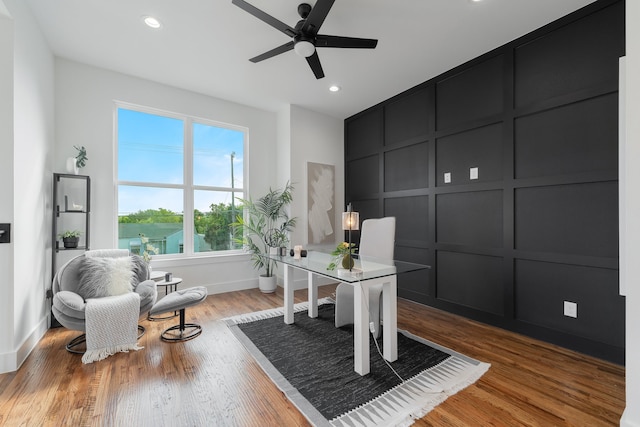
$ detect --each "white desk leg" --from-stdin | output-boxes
[284,264,294,324]
[308,271,317,318]
[354,281,370,375]
[382,275,398,362]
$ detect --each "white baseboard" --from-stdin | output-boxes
[0,314,49,374]
[621,408,640,427]
[202,277,259,295]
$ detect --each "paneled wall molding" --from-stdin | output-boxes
[345,0,624,363]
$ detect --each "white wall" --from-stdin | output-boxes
[0,4,15,369]
[621,1,640,425]
[0,0,54,373]
[271,105,344,289]
[54,59,283,294]
[54,61,346,297]
[289,104,344,249]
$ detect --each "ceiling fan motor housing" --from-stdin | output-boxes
[232,0,378,79]
[298,3,312,19]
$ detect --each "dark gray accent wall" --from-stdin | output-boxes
[344,0,624,363]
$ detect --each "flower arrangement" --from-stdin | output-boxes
[327,241,357,271]
[139,233,158,264]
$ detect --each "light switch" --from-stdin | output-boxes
[0,223,9,243]
[470,167,478,180]
[444,172,451,184]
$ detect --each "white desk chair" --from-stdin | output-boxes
[334,217,395,338]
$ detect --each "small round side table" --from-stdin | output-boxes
[148,276,183,321]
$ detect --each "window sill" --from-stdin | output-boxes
[150,251,250,268]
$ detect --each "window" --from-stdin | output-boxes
[116,105,245,257]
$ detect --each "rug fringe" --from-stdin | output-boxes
[223,297,334,325]
[329,357,490,427]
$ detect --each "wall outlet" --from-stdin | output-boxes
[470,167,479,180]
[444,172,451,183]
[564,301,578,318]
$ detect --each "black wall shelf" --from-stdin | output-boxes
[51,173,91,327]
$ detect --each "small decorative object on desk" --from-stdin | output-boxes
[165,272,173,282]
[293,245,303,259]
[327,241,357,271]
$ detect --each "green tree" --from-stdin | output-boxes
[195,202,243,250]
[118,208,182,223]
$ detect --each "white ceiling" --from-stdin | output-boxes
[25,0,596,120]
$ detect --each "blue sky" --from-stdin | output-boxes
[117,108,244,215]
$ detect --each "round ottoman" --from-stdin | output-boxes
[149,286,208,342]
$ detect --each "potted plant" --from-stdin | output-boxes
[74,145,88,169]
[65,145,88,175]
[58,230,82,248]
[231,182,297,293]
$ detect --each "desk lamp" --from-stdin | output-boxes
[341,203,359,271]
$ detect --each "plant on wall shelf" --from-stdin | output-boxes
[58,230,82,249]
[74,145,88,169]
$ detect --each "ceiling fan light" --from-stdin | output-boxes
[143,16,162,29]
[294,41,315,57]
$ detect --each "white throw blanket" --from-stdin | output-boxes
[82,292,143,364]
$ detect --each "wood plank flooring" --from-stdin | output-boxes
[0,284,625,426]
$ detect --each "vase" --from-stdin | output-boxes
[341,254,354,269]
[66,157,79,175]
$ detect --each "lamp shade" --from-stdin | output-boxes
[342,211,359,231]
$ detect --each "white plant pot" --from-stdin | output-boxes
[66,157,79,175]
[258,274,277,293]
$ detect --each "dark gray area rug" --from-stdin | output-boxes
[224,299,489,427]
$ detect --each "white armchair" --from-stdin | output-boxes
[51,249,157,353]
[334,217,395,338]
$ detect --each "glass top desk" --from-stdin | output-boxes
[266,250,430,376]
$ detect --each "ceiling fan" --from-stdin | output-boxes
[231,0,378,79]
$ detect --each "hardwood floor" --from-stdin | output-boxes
[0,284,625,426]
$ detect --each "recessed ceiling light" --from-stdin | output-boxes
[143,16,162,29]
[329,85,341,92]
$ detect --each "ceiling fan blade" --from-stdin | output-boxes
[232,0,297,38]
[249,41,295,63]
[316,35,378,49]
[306,51,325,79]
[301,0,335,35]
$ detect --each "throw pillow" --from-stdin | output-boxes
[130,254,148,286]
[77,256,134,299]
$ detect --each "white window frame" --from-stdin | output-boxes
[113,101,248,258]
